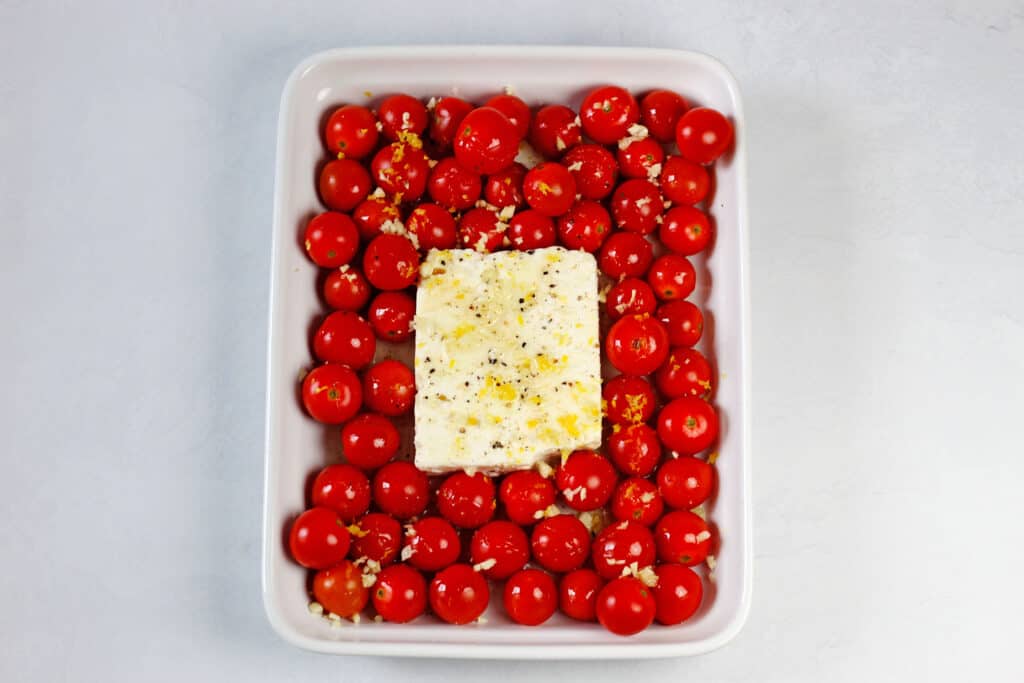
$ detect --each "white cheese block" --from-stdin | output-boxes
[413,247,602,473]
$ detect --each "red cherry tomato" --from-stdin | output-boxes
[555,450,617,511]
[378,94,428,142]
[371,142,431,201]
[596,576,656,636]
[319,159,372,212]
[606,278,658,320]
[652,563,703,625]
[640,90,689,143]
[367,291,415,342]
[351,512,402,566]
[289,507,350,569]
[427,157,482,210]
[352,195,402,240]
[301,364,362,424]
[660,205,712,256]
[657,396,719,455]
[661,156,711,206]
[372,563,427,623]
[470,520,530,580]
[429,564,489,625]
[605,314,670,376]
[654,510,712,565]
[523,162,577,217]
[437,472,496,529]
[304,212,360,268]
[458,206,506,252]
[610,179,664,235]
[655,347,713,400]
[592,520,656,579]
[676,107,733,165]
[580,85,640,144]
[323,267,371,312]
[484,162,527,208]
[657,456,715,509]
[617,138,665,180]
[312,464,371,522]
[607,423,662,477]
[484,94,531,139]
[406,516,462,571]
[611,477,664,525]
[530,514,590,573]
[504,568,557,626]
[372,461,429,520]
[508,209,557,251]
[557,200,612,253]
[647,254,696,301]
[657,300,704,347]
[499,470,556,525]
[363,234,420,290]
[406,202,458,251]
[454,107,519,174]
[559,569,604,622]
[529,104,581,158]
[313,311,376,368]
[429,96,474,149]
[563,144,618,199]
[324,104,378,159]
[313,560,368,617]
[362,359,415,416]
[598,231,653,279]
[602,375,657,425]
[341,412,400,469]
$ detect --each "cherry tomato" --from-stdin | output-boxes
[371,142,431,201]
[660,205,712,256]
[437,472,496,529]
[555,450,617,511]
[484,162,527,208]
[530,514,590,573]
[657,456,714,509]
[454,107,519,175]
[406,516,461,571]
[559,569,604,622]
[607,423,662,477]
[529,104,581,158]
[312,464,371,522]
[319,159,372,211]
[523,162,577,217]
[655,347,713,400]
[429,564,489,625]
[557,200,612,253]
[605,314,670,376]
[657,396,719,455]
[429,96,474,149]
[367,291,415,342]
[598,231,653,279]
[458,206,506,252]
[288,507,350,569]
[470,520,530,580]
[352,195,402,240]
[562,144,618,199]
[372,563,427,623]
[610,179,664,235]
[596,576,656,636]
[341,412,400,469]
[406,202,458,250]
[654,510,712,565]
[323,267,371,311]
[313,560,368,617]
[372,461,429,520]
[499,470,556,525]
[362,359,415,416]
[657,300,704,347]
[484,93,531,139]
[363,234,420,290]
[611,477,664,526]
[647,254,696,301]
[304,212,360,268]
[676,107,733,165]
[640,90,689,143]
[606,278,658,320]
[312,310,376,368]
[508,209,557,250]
[301,364,362,424]
[351,512,402,566]
[652,563,703,625]
[617,137,665,180]
[592,520,656,579]
[378,94,428,142]
[324,104,379,159]
[427,157,482,210]
[580,85,640,144]
[660,156,710,206]
[504,568,557,626]
[602,375,657,425]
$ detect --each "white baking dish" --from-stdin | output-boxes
[263,45,751,658]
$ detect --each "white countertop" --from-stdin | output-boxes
[1,1,1022,680]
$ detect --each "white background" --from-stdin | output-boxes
[2,1,1022,680]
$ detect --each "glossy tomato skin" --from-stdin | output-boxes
[319,159,372,211]
[563,144,618,200]
[523,162,577,217]
[454,107,520,175]
[652,563,703,625]
[508,209,557,250]
[611,477,664,525]
[430,96,474,149]
[437,472,496,529]
[598,231,654,279]
[661,155,711,206]
[596,576,656,636]
[341,412,400,469]
[312,464,371,522]
[427,157,482,210]
[304,212,360,268]
[372,461,429,520]
[555,450,618,511]
[557,200,612,253]
[499,470,557,525]
[529,104,581,159]
[406,202,458,250]
[610,179,664,235]
[617,137,665,179]
[654,510,712,565]
[313,560,368,618]
[640,89,689,143]
[371,142,431,201]
[647,254,696,301]
[605,314,671,376]
[367,291,416,342]
[484,162,527,208]
[406,516,462,571]
[351,512,403,566]
[602,375,657,425]
[657,300,704,347]
[301,364,362,424]
[580,85,640,144]
[530,514,591,573]
[430,564,490,625]
[591,520,656,579]
[607,423,662,477]
[372,563,427,623]
[484,94,531,139]
[470,520,530,579]
[657,396,719,455]
[323,267,372,312]
[312,311,376,368]
[378,93,428,141]
[324,104,379,159]
[289,507,350,569]
[605,278,658,320]
[676,107,734,165]
[657,456,715,509]
[362,359,415,416]
[458,207,506,252]
[660,205,712,256]
[363,234,420,291]
[655,347,713,400]
[559,569,604,622]
[352,195,402,240]
[503,568,557,626]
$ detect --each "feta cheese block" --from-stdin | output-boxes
[413,247,602,473]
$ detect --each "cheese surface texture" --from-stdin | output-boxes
[413,247,602,473]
